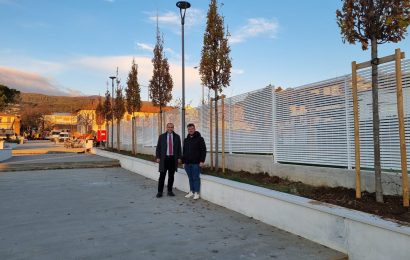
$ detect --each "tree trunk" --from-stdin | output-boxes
[214,89,219,171]
[117,120,121,151]
[106,122,109,148]
[132,116,136,155]
[135,116,138,154]
[158,108,162,135]
[371,37,383,203]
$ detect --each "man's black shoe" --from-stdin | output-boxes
[156,193,163,198]
[167,191,175,197]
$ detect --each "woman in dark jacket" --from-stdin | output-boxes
[183,123,206,200]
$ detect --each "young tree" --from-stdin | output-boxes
[199,0,232,170]
[149,24,173,135]
[337,0,410,203]
[20,105,52,133]
[0,85,20,111]
[102,89,112,148]
[125,58,142,155]
[113,81,126,151]
[77,111,94,134]
[20,110,43,132]
[95,96,105,130]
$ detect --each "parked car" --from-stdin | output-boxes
[49,130,61,142]
[58,132,70,142]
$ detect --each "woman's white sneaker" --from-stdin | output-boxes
[185,191,194,198]
[193,193,200,200]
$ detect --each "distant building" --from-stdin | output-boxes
[0,113,21,136]
[44,113,77,132]
[77,101,174,134]
[123,101,174,120]
[76,109,106,134]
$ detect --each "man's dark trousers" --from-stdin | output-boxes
[158,155,176,193]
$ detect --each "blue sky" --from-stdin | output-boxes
[0,0,409,106]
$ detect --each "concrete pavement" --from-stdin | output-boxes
[0,166,346,260]
[0,153,120,172]
[1,141,119,172]
[12,140,87,154]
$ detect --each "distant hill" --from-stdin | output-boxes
[20,93,102,113]
[16,92,171,115]
[2,92,174,130]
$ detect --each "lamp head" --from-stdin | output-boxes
[176,1,191,10]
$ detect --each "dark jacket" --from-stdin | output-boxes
[156,131,182,172]
[183,131,206,164]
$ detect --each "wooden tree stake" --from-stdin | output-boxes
[352,61,362,199]
[210,98,214,170]
[395,48,409,207]
[221,95,226,173]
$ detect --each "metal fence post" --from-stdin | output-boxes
[272,85,277,163]
[344,75,352,169]
[141,117,144,147]
[228,98,232,154]
[151,116,154,147]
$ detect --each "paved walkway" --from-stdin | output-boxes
[1,152,119,172]
[0,166,346,259]
[12,140,87,154]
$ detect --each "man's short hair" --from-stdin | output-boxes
[187,123,195,128]
[167,123,174,127]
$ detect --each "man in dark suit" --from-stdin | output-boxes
[155,122,182,198]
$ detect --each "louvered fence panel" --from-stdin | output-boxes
[224,86,273,154]
[355,59,410,170]
[274,77,350,166]
[112,59,410,171]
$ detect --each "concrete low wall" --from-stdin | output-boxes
[111,144,156,156]
[94,148,410,260]
[0,148,12,162]
[112,145,407,195]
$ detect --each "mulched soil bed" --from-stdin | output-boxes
[106,148,410,225]
[203,168,410,225]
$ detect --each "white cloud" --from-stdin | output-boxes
[72,55,200,89]
[71,55,202,104]
[135,42,180,63]
[164,47,180,60]
[148,8,205,28]
[0,53,203,103]
[150,11,179,26]
[72,55,154,85]
[136,42,154,52]
[229,18,279,44]
[0,52,65,75]
[0,66,82,96]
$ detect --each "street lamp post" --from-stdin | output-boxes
[177,1,190,138]
[109,76,116,150]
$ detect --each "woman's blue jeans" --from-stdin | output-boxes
[184,164,201,193]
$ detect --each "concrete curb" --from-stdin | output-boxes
[0,160,121,172]
[12,148,86,155]
[0,148,12,162]
[94,148,410,260]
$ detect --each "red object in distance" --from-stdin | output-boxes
[97,130,107,141]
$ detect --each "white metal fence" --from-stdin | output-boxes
[109,59,410,171]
